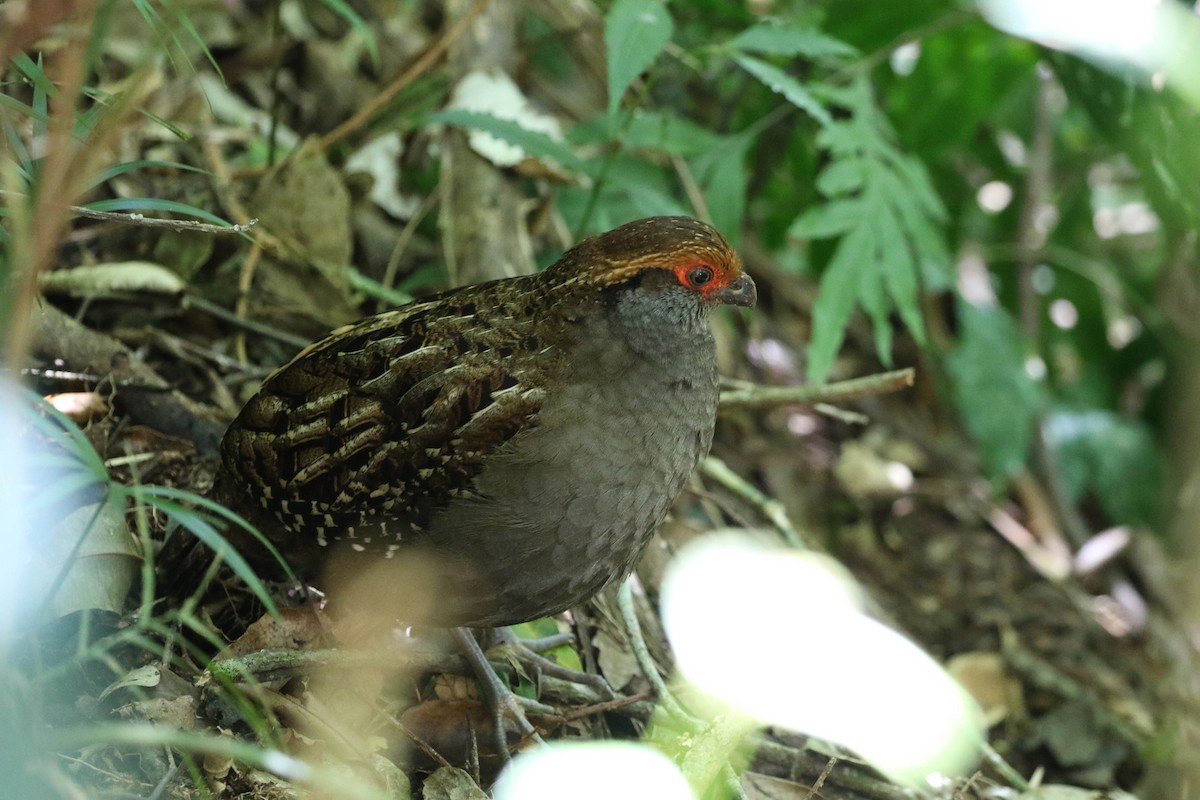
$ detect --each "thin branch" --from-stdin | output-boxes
[719,368,915,411]
[699,456,805,548]
[318,0,493,152]
[0,192,256,235]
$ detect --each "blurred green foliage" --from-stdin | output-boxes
[435,0,1183,528]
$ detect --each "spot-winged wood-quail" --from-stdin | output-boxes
[162,215,756,634]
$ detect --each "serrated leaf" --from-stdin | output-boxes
[807,224,876,382]
[429,109,589,175]
[621,110,722,155]
[605,0,673,123]
[886,150,947,223]
[788,199,863,239]
[876,167,952,288]
[946,305,1046,478]
[855,193,891,361]
[816,159,866,196]
[729,24,858,60]
[734,55,833,127]
[875,200,927,349]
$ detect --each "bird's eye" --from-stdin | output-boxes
[686,266,715,288]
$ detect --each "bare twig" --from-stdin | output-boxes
[980,744,1030,791]
[803,757,838,800]
[382,186,441,291]
[234,245,264,363]
[1015,67,1057,339]
[719,368,915,411]
[318,0,493,152]
[0,191,255,234]
[699,457,805,548]
[672,155,711,223]
[617,581,690,722]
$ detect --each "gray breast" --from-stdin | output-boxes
[423,303,719,626]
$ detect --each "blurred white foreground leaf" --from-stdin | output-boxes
[661,533,984,787]
[493,741,692,800]
[978,0,1200,108]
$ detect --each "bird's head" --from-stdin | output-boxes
[551,216,757,310]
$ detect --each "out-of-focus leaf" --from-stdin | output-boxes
[0,92,50,126]
[88,159,206,188]
[946,305,1047,478]
[1043,408,1162,525]
[798,77,947,380]
[430,109,588,175]
[348,267,414,307]
[84,197,230,226]
[512,617,583,672]
[605,0,673,123]
[11,53,57,97]
[40,262,187,298]
[874,191,927,348]
[729,23,858,60]
[807,223,876,382]
[787,198,862,239]
[315,0,379,67]
[734,55,834,127]
[620,110,722,156]
[697,133,754,244]
[816,159,866,196]
[135,486,292,616]
[34,499,138,619]
[425,766,490,800]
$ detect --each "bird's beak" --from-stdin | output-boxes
[715,273,757,308]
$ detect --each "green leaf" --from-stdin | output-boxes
[134,485,296,616]
[734,55,834,127]
[806,224,876,382]
[11,53,57,98]
[874,198,926,350]
[605,0,673,123]
[511,618,583,672]
[946,305,1047,478]
[787,199,863,239]
[82,197,231,226]
[728,24,858,60]
[698,134,754,244]
[315,0,380,68]
[88,159,208,190]
[348,267,414,306]
[620,110,722,155]
[428,109,589,175]
[854,191,891,361]
[816,159,866,196]
[0,88,50,127]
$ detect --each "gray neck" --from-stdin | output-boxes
[606,285,715,373]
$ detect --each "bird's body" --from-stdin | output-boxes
[201,216,755,628]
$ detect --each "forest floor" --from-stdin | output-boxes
[12,1,1200,798]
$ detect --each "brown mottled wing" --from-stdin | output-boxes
[219,282,552,551]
